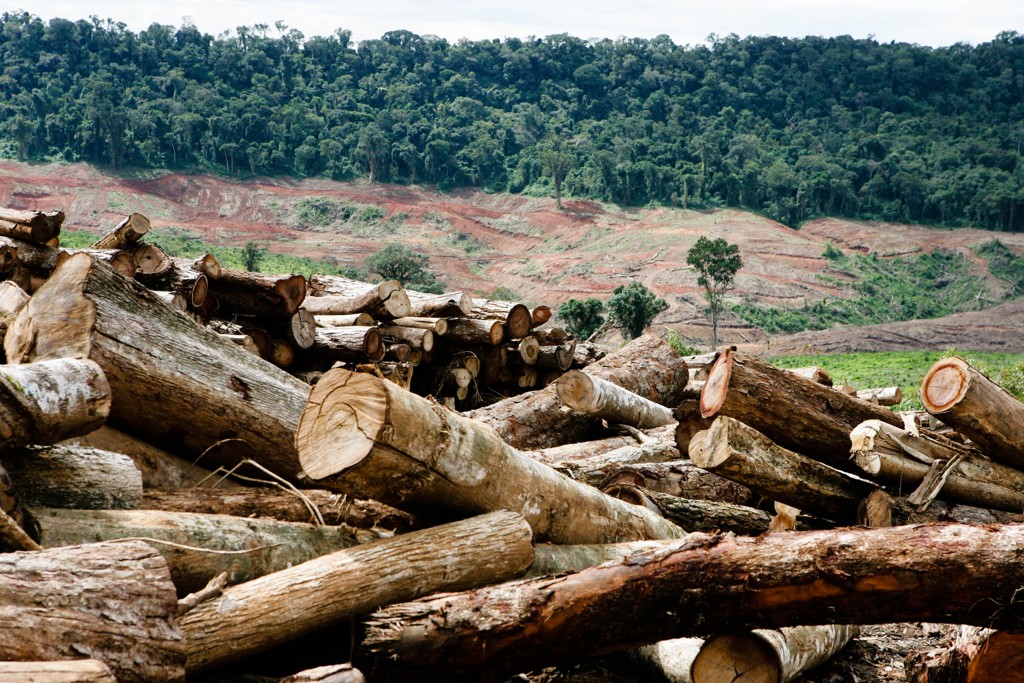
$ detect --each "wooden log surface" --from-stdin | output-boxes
[905,628,1024,683]
[859,488,1024,527]
[306,276,410,318]
[469,299,532,339]
[211,270,307,317]
[444,317,505,345]
[404,290,472,317]
[310,325,385,363]
[0,660,117,682]
[605,485,772,535]
[597,460,755,505]
[91,213,151,250]
[2,444,142,510]
[557,370,676,429]
[280,664,366,683]
[0,209,62,244]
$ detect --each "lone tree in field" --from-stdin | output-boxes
[364,244,445,293]
[606,282,668,340]
[242,241,266,272]
[558,298,605,339]
[686,236,742,349]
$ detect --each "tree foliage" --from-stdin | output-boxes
[606,282,668,339]
[557,297,605,339]
[364,243,444,293]
[687,236,742,348]
[242,241,265,272]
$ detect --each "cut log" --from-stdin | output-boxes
[551,442,679,485]
[700,350,902,473]
[2,444,142,510]
[181,510,534,672]
[5,254,311,482]
[906,627,1024,683]
[0,660,117,683]
[784,366,833,386]
[691,625,858,683]
[307,276,410,318]
[91,213,151,250]
[0,243,15,273]
[526,424,676,465]
[153,291,189,313]
[859,488,1024,527]
[444,317,505,345]
[287,309,317,350]
[315,313,375,327]
[633,638,703,683]
[280,664,366,683]
[467,334,691,450]
[210,270,307,317]
[405,290,472,317]
[857,386,903,406]
[921,356,1024,470]
[358,523,1024,679]
[528,541,666,577]
[222,333,262,357]
[128,243,172,277]
[470,299,532,338]
[57,249,136,279]
[310,326,385,363]
[136,265,208,308]
[0,209,63,244]
[693,416,877,523]
[557,370,676,429]
[850,419,1024,511]
[0,235,62,275]
[531,304,552,327]
[537,339,576,372]
[297,368,684,543]
[604,485,772,535]
[271,339,295,367]
[0,280,29,356]
[0,540,184,682]
[389,316,448,335]
[376,323,433,352]
[597,460,754,505]
[31,507,384,595]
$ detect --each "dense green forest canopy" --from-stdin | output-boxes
[2,12,1023,230]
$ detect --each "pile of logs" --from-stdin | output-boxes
[2,206,1024,682]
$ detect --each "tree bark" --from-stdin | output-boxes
[2,444,142,510]
[307,276,410,318]
[859,488,1024,527]
[181,510,534,673]
[377,323,434,352]
[389,316,449,335]
[691,625,858,683]
[693,416,877,524]
[597,460,754,505]
[309,326,385,363]
[404,290,472,317]
[56,249,136,279]
[557,370,676,429]
[280,663,366,683]
[5,254,311,482]
[210,270,307,317]
[0,660,117,682]
[31,507,384,595]
[0,540,184,682]
[700,350,902,473]
[467,334,691,450]
[358,523,1024,680]
[90,213,151,250]
[136,264,209,309]
[550,442,680,486]
[0,208,62,244]
[528,541,667,577]
[921,356,1024,470]
[470,299,532,339]
[297,368,684,543]
[906,628,1024,683]
[444,318,505,345]
[604,485,772,535]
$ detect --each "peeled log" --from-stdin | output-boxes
[691,625,858,683]
[306,276,410,318]
[181,511,534,672]
[693,416,876,523]
[467,335,691,450]
[857,386,903,406]
[91,213,151,250]
[0,541,184,682]
[296,368,684,543]
[405,290,472,317]
[0,660,117,682]
[921,356,1024,470]
[558,370,675,429]
[358,523,1024,680]
[2,444,142,510]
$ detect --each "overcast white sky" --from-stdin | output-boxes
[4,0,1022,47]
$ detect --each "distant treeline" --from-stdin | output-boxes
[1,12,1022,230]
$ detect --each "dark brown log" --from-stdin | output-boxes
[405,290,472,317]
[2,444,142,510]
[384,342,412,363]
[0,280,29,359]
[859,488,1024,527]
[181,511,534,672]
[921,356,1024,470]
[32,507,385,595]
[296,368,684,543]
[0,209,62,244]
[467,334,691,450]
[531,304,552,327]
[0,235,61,276]
[700,350,902,473]
[470,299,532,338]
[0,660,117,682]
[91,213,151,250]
[210,270,307,317]
[5,254,310,482]
[189,253,222,280]
[557,370,676,429]
[0,541,184,682]
[445,318,505,345]
[605,485,772,535]
[693,416,877,523]
[537,339,576,372]
[310,326,385,363]
[137,264,208,308]
[280,664,366,683]
[359,523,1024,680]
[307,276,410,318]
[904,626,1024,683]
[128,242,172,277]
[0,243,15,273]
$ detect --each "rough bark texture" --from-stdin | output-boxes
[596,460,754,505]
[693,416,877,523]
[2,444,142,510]
[296,368,684,543]
[0,209,62,244]
[210,270,307,318]
[467,335,691,450]
[181,511,534,672]
[444,318,505,345]
[5,254,311,482]
[91,213,151,250]
[557,370,676,429]
[358,523,1024,680]
[32,507,384,595]
[0,660,117,682]
[527,541,667,578]
[859,488,1024,527]
[306,277,410,318]
[605,485,772,535]
[551,442,677,484]
[903,626,1024,683]
[526,429,674,467]
[405,290,472,317]
[0,540,184,682]
[921,356,1024,470]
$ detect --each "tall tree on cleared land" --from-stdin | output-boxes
[687,236,742,349]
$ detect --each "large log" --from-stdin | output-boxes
[443,317,505,345]
[692,416,877,523]
[699,350,903,473]
[90,213,150,250]
[31,507,383,595]
[306,276,410,318]
[0,208,63,244]
[551,441,678,483]
[2,444,142,510]
[210,270,307,317]
[181,510,534,672]
[377,323,434,352]
[466,334,691,450]
[597,460,754,505]
[557,370,676,429]
[0,660,116,682]
[528,541,666,577]
[358,523,1024,679]
[309,326,385,363]
[405,290,472,317]
[5,254,311,482]
[604,485,772,535]
[921,356,1024,470]
[0,280,29,358]
[0,540,184,682]
[691,625,858,683]
[296,368,684,543]
[905,627,1024,683]
[469,298,532,339]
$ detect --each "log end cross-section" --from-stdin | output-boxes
[921,356,971,413]
[699,350,733,419]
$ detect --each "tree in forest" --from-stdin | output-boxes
[606,282,668,340]
[357,125,390,183]
[557,298,605,339]
[364,244,444,293]
[686,236,742,349]
[242,241,266,272]
[539,143,575,209]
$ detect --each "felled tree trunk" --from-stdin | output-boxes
[404,290,472,317]
[5,254,311,482]
[306,276,410,318]
[699,350,903,473]
[693,416,876,523]
[467,335,691,450]
[296,368,683,543]
[597,460,754,505]
[181,511,534,673]
[527,430,671,466]
[528,541,666,577]
[210,270,307,318]
[0,208,63,244]
[859,489,1024,527]
[857,386,902,405]
[2,444,142,509]
[905,628,1024,683]
[921,356,1024,470]
[604,485,771,535]
[444,318,505,345]
[691,625,858,683]
[469,299,532,339]
[280,664,366,683]
[31,507,383,595]
[551,441,678,484]
[0,281,29,358]
[0,540,184,682]
[359,523,1024,680]
[557,370,675,429]
[0,660,116,682]
[91,213,151,250]
[309,326,385,363]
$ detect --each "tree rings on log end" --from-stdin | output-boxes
[699,350,733,419]
[275,275,308,316]
[921,357,970,413]
[556,370,595,410]
[691,632,779,683]
[296,368,387,480]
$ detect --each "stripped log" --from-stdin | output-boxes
[188,253,222,279]
[315,312,375,327]
[91,213,151,250]
[306,276,410,318]
[784,366,833,386]
[405,290,472,317]
[0,541,184,682]
[359,523,1024,680]
[136,265,209,308]
[537,339,576,372]
[0,660,117,682]
[181,511,534,672]
[296,368,684,543]
[921,356,1024,470]
[859,488,1024,527]
[2,444,142,510]
[557,370,675,429]
[470,299,532,339]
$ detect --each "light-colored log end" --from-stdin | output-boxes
[556,370,596,410]
[699,350,732,419]
[691,633,779,683]
[921,357,970,413]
